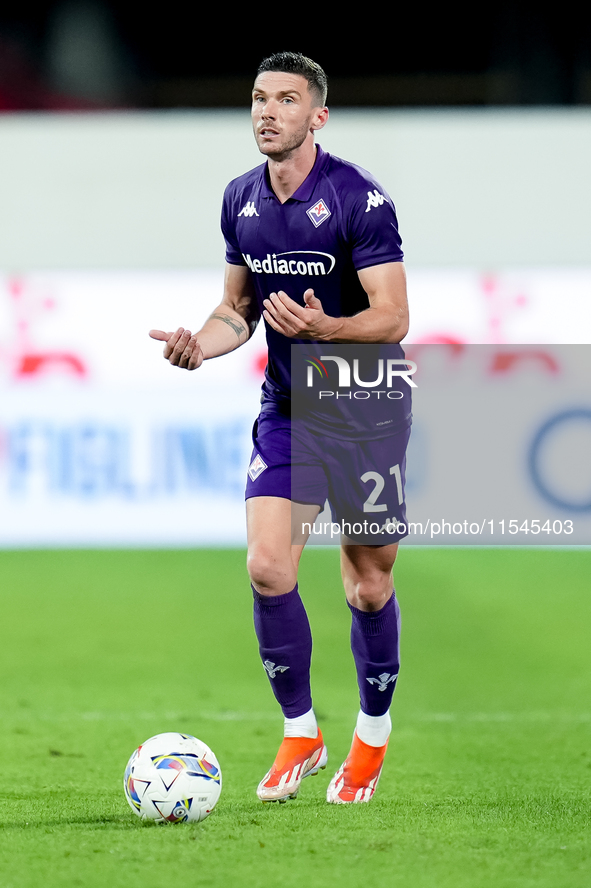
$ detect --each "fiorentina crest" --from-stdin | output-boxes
[248,453,268,481]
[306,198,331,228]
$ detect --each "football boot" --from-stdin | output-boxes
[257,730,327,802]
[326,731,387,804]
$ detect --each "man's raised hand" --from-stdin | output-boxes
[149,327,204,370]
[262,288,340,340]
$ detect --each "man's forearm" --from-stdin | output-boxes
[321,303,409,344]
[196,305,254,359]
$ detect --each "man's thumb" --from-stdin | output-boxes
[149,329,172,341]
[303,289,320,307]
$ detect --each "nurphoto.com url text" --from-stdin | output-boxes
[302,518,575,539]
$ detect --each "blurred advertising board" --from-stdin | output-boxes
[1,269,590,546]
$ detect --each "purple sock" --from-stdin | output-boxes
[349,592,401,717]
[252,583,313,718]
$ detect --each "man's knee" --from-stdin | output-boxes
[341,547,397,611]
[247,546,295,595]
[347,577,393,611]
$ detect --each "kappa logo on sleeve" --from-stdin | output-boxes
[248,453,268,481]
[306,198,331,228]
[365,190,385,213]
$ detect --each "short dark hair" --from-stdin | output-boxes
[257,52,328,107]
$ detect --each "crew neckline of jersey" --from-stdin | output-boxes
[261,143,328,203]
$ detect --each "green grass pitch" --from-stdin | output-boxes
[0,547,589,888]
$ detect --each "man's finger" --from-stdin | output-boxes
[187,341,204,370]
[178,335,197,369]
[263,308,290,336]
[267,292,307,324]
[169,329,193,364]
[264,300,301,335]
[272,290,310,319]
[263,297,283,323]
[149,329,172,341]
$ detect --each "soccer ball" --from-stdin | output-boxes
[123,732,222,823]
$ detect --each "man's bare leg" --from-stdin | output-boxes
[340,540,399,611]
[246,496,317,596]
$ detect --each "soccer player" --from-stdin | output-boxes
[150,52,410,804]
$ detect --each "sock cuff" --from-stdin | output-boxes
[348,592,397,633]
[356,709,392,747]
[284,707,318,738]
[252,583,299,608]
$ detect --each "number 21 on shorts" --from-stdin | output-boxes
[361,464,403,513]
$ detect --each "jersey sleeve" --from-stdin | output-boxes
[346,183,404,270]
[220,183,247,266]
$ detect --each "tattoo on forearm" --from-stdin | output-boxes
[210,313,247,341]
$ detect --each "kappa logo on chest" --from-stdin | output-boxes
[238,201,259,218]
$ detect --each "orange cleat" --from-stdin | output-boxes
[257,730,328,802]
[326,731,388,804]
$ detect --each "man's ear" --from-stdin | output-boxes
[311,106,329,133]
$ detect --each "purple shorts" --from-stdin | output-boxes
[245,410,411,544]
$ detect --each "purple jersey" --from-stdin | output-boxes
[221,144,405,402]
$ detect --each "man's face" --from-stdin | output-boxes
[251,71,326,160]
